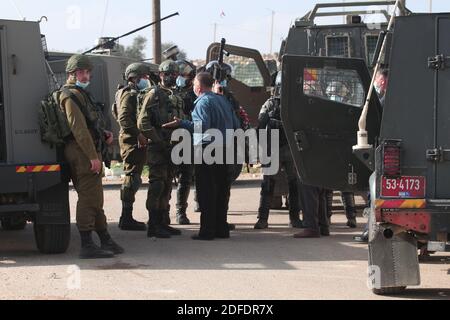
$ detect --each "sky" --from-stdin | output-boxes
[1,0,448,60]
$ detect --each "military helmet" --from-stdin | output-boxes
[66,54,93,73]
[124,63,150,80]
[205,60,234,79]
[175,59,196,77]
[159,60,179,73]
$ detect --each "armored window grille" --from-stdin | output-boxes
[224,55,264,87]
[47,72,66,92]
[365,35,379,64]
[326,36,350,58]
[303,68,365,108]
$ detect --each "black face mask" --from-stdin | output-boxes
[162,75,177,88]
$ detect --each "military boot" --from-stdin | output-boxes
[287,180,303,228]
[341,192,357,228]
[162,210,182,236]
[176,181,191,225]
[147,209,171,239]
[79,231,114,259]
[254,218,268,229]
[119,202,146,231]
[97,229,124,255]
[176,209,191,225]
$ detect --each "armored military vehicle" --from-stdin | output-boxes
[205,1,405,208]
[0,18,158,254]
[281,11,450,294]
[0,19,70,253]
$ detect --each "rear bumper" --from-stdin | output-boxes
[0,163,68,194]
[0,163,70,224]
[376,205,450,242]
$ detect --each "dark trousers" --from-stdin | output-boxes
[195,162,231,238]
[299,184,329,231]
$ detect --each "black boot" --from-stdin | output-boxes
[97,229,124,254]
[176,181,191,225]
[288,180,303,228]
[162,210,182,235]
[254,218,268,229]
[79,231,114,259]
[147,209,171,238]
[176,209,191,225]
[119,202,146,231]
[342,192,357,228]
[255,176,273,229]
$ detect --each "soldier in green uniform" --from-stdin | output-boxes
[115,63,151,231]
[137,60,184,238]
[61,54,123,259]
[174,59,197,225]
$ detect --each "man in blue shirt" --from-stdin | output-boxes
[163,72,239,240]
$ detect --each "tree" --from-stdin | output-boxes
[161,42,187,61]
[117,36,147,60]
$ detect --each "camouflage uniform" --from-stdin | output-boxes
[61,79,107,232]
[117,84,147,230]
[61,54,123,258]
[137,81,185,237]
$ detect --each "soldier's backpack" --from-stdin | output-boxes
[38,89,73,147]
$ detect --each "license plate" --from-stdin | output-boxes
[381,176,426,198]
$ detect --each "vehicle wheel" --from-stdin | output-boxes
[372,286,407,295]
[34,223,70,254]
[1,218,27,231]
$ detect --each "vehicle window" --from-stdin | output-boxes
[303,67,365,108]
[365,34,379,64]
[326,36,350,57]
[224,55,264,87]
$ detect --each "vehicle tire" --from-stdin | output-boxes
[1,218,27,231]
[34,223,70,254]
[372,286,407,295]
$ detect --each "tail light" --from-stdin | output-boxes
[382,140,401,176]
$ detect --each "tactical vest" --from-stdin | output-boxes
[63,85,106,150]
[138,85,185,136]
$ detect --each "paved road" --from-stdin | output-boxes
[1,179,449,300]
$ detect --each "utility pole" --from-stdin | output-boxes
[430,0,433,13]
[269,10,275,54]
[152,0,162,64]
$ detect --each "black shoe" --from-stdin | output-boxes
[191,234,214,241]
[147,225,171,238]
[176,214,191,225]
[228,223,236,231]
[320,227,330,237]
[101,239,124,255]
[254,219,269,229]
[119,217,147,231]
[79,243,114,259]
[162,224,182,236]
[353,230,369,243]
[347,218,357,229]
[289,219,303,228]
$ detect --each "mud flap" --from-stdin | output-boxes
[368,223,421,290]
